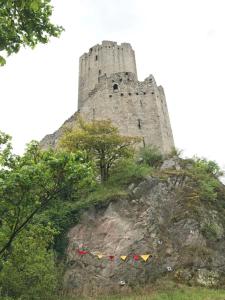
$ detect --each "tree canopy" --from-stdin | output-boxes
[59,119,141,182]
[0,224,58,300]
[0,131,94,258]
[0,0,63,65]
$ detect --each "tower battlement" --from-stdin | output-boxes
[78,41,137,109]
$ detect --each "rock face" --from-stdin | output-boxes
[64,175,225,291]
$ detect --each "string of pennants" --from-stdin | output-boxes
[77,249,152,262]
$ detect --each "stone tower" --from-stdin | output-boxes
[78,41,137,109]
[41,41,175,154]
[78,41,174,153]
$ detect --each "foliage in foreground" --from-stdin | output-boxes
[0,131,96,299]
[0,224,57,300]
[0,0,64,65]
[0,132,95,258]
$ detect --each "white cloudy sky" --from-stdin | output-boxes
[0,0,225,170]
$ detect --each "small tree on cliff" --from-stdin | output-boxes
[59,119,140,183]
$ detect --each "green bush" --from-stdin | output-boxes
[193,157,224,178]
[139,146,163,168]
[188,158,222,202]
[0,225,58,300]
[109,158,151,187]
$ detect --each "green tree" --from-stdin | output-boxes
[0,132,94,258]
[0,224,58,300]
[59,119,140,182]
[0,0,63,65]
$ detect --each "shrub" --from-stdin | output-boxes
[109,158,151,187]
[187,157,222,202]
[193,157,224,178]
[139,146,163,168]
[167,147,183,158]
[0,225,58,300]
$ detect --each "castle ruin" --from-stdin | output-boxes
[41,41,175,153]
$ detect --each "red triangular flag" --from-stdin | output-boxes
[133,255,139,261]
[109,255,115,261]
[77,249,88,255]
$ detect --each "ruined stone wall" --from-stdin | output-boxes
[79,72,174,153]
[78,41,137,109]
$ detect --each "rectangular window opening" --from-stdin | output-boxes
[138,119,142,129]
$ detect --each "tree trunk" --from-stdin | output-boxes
[100,163,108,183]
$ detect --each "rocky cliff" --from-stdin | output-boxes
[63,161,225,292]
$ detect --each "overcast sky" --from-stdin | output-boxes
[0,0,224,170]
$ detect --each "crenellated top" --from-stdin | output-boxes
[78,41,137,108]
[80,41,133,60]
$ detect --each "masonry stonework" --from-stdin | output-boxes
[78,41,174,153]
[78,41,137,109]
[41,41,175,154]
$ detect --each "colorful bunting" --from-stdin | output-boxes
[76,249,153,263]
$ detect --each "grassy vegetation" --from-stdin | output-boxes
[55,284,225,300]
[2,285,225,300]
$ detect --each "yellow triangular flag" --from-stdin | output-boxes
[120,255,127,261]
[97,254,103,259]
[140,254,150,262]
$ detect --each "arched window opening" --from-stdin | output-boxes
[113,83,119,92]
